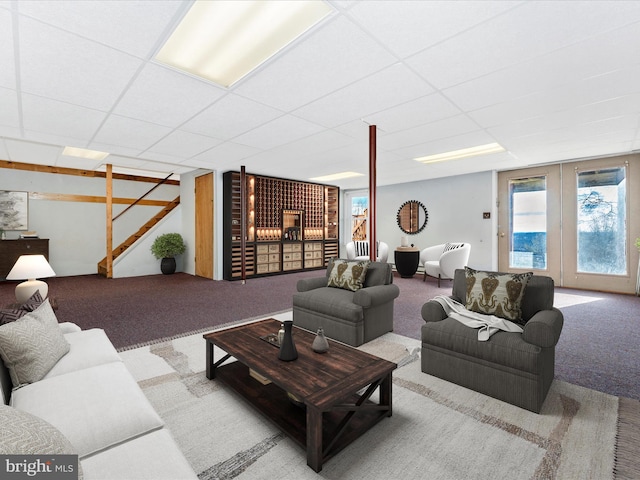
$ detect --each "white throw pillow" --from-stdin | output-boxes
[0,299,70,387]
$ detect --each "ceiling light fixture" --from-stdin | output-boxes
[62,146,109,161]
[310,171,364,182]
[414,143,505,164]
[155,0,333,88]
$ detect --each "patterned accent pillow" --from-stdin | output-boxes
[0,299,70,386]
[327,259,370,292]
[0,404,83,478]
[464,267,533,324]
[0,290,45,325]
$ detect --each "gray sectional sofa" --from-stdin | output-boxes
[0,298,197,479]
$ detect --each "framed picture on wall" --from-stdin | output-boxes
[0,190,28,230]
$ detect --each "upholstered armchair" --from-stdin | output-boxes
[293,259,399,347]
[421,268,564,413]
[346,241,389,263]
[420,242,471,286]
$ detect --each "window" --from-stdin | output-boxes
[509,176,547,270]
[577,167,627,275]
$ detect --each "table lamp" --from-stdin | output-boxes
[6,254,56,303]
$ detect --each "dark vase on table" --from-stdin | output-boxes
[160,257,176,275]
[278,320,298,361]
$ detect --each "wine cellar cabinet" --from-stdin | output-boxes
[223,171,339,280]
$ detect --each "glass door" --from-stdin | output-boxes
[498,165,561,283]
[562,159,633,291]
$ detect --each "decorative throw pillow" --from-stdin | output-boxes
[0,291,44,325]
[0,404,83,478]
[327,259,370,292]
[0,299,70,387]
[464,267,533,324]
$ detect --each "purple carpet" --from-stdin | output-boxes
[1,270,638,401]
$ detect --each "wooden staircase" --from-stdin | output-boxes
[97,196,180,277]
[352,208,368,241]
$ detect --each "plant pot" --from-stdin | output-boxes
[160,257,176,275]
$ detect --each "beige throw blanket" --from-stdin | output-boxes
[433,295,524,341]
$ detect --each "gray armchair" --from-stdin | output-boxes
[293,259,399,347]
[421,269,563,413]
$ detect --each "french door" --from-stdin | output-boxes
[499,155,638,293]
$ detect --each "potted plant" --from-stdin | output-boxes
[151,233,186,274]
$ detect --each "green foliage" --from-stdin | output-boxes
[151,233,186,259]
[636,237,640,251]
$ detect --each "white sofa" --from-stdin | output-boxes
[0,299,197,480]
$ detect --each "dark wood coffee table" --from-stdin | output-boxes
[204,318,396,472]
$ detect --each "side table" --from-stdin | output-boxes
[394,247,420,278]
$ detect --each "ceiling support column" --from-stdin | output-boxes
[369,125,377,262]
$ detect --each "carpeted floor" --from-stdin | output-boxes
[120,315,639,480]
[1,270,638,400]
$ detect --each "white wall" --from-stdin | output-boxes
[342,170,498,270]
[0,169,181,277]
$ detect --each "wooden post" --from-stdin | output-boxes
[106,164,113,278]
[369,125,377,261]
[240,165,247,284]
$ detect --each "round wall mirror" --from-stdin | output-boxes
[397,201,428,235]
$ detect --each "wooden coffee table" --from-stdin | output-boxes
[204,318,396,472]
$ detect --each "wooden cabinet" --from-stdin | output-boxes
[0,239,50,279]
[223,171,339,280]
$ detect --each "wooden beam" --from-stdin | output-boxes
[369,125,377,261]
[106,164,113,279]
[0,159,180,185]
[28,192,171,206]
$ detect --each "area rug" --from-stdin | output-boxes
[119,313,638,480]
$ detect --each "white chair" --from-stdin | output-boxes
[420,243,471,287]
[346,241,389,263]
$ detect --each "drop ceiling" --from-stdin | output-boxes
[1,0,639,189]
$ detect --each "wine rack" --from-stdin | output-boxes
[223,171,340,280]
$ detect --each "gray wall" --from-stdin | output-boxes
[341,170,498,271]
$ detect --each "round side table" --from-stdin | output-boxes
[394,247,420,278]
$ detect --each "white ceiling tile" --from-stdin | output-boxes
[0,8,15,89]
[4,138,62,164]
[233,16,398,112]
[189,142,261,167]
[408,0,640,89]
[113,63,226,128]
[393,130,500,160]
[0,87,18,128]
[362,93,463,134]
[21,94,105,140]
[181,94,283,139]
[293,63,434,128]
[92,115,172,152]
[233,115,325,150]
[348,0,520,58]
[17,0,184,58]
[19,17,142,111]
[381,114,481,151]
[146,130,223,159]
[86,142,145,159]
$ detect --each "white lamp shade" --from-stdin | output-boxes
[6,255,56,303]
[6,255,56,280]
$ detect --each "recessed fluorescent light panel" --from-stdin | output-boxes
[155,0,333,88]
[310,172,364,182]
[414,143,505,164]
[62,146,109,161]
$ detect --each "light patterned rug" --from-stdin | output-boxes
[119,312,638,480]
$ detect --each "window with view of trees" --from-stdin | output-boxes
[577,167,627,275]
